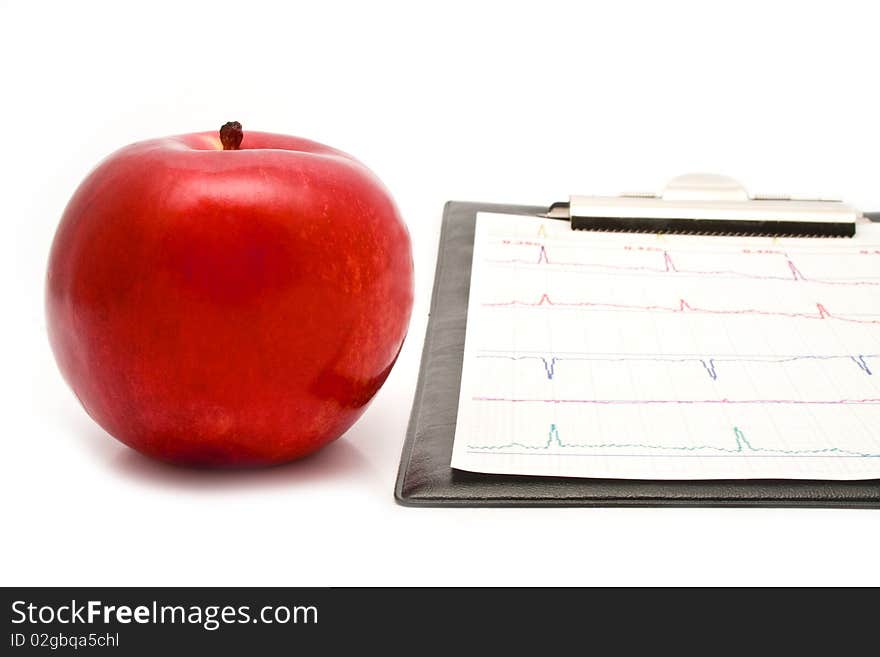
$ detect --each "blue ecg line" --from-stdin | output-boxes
[467,425,880,458]
[476,353,877,381]
[852,355,874,375]
[700,359,719,380]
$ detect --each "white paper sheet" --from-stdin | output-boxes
[451,212,880,479]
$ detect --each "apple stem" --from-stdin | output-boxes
[219,121,243,150]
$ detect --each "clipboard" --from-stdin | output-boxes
[395,199,880,507]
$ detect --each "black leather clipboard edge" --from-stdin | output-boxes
[395,201,880,507]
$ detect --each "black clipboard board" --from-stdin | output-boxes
[395,201,880,507]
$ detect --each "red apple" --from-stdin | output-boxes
[46,122,413,467]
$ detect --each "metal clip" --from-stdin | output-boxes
[546,174,860,237]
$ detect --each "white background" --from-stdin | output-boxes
[2,0,879,586]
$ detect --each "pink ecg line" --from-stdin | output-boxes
[483,294,880,326]
[472,396,880,405]
[488,245,880,287]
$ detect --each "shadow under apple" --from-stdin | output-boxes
[94,426,372,492]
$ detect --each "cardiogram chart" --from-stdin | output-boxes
[450,212,880,480]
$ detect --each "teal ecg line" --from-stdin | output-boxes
[467,425,880,458]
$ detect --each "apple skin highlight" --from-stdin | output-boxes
[46,126,414,467]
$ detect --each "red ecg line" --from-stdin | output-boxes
[488,245,880,287]
[483,294,880,326]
